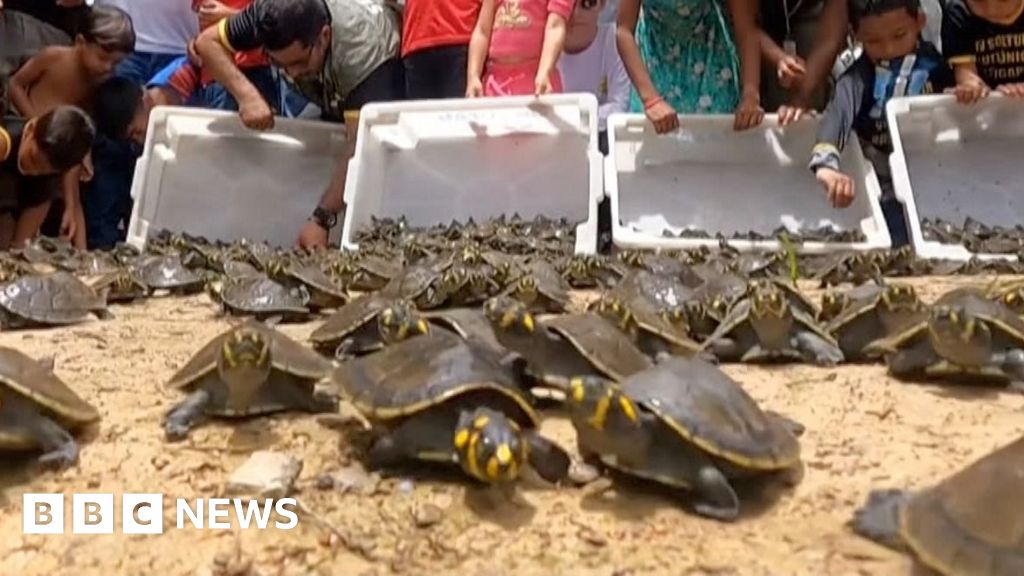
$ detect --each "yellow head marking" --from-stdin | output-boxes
[221,339,237,367]
[495,443,512,465]
[380,307,394,326]
[618,395,638,423]
[486,457,500,481]
[454,428,470,449]
[396,323,409,341]
[465,431,482,479]
[522,313,535,332]
[570,377,585,403]
[587,391,612,431]
[949,309,960,325]
[416,319,429,335]
[473,414,490,429]
[961,317,977,342]
[499,308,517,328]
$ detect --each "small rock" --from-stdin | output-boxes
[333,463,379,495]
[412,503,443,528]
[152,456,170,471]
[398,479,415,494]
[315,475,335,491]
[227,451,302,498]
[567,461,600,485]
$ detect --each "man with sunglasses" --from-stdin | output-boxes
[195,0,403,249]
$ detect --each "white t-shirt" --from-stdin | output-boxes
[558,24,630,131]
[97,0,197,55]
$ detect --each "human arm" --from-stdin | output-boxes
[942,0,990,104]
[197,0,240,29]
[808,60,868,208]
[725,0,763,130]
[535,12,569,94]
[616,0,678,133]
[195,6,273,128]
[296,114,358,249]
[466,0,497,97]
[790,0,847,107]
[0,126,10,163]
[9,48,59,118]
[59,170,82,245]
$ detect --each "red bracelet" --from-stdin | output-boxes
[643,96,664,110]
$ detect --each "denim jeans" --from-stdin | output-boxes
[83,52,183,249]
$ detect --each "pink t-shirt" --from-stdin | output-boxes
[488,0,576,60]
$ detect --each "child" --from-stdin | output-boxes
[942,0,1024,102]
[466,0,576,96]
[808,0,951,246]
[0,106,95,249]
[8,5,135,118]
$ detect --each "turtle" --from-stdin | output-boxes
[309,296,429,360]
[849,434,1024,576]
[986,279,1024,315]
[502,259,571,313]
[605,269,698,311]
[755,277,818,318]
[0,348,100,468]
[334,254,402,292]
[863,288,1024,387]
[563,356,802,521]
[265,257,348,310]
[590,293,703,359]
[699,279,844,365]
[692,271,749,311]
[0,272,110,328]
[616,250,704,286]
[333,329,571,485]
[222,259,263,280]
[87,268,150,304]
[483,296,652,390]
[825,283,929,362]
[134,255,206,294]
[378,257,451,306]
[424,307,511,361]
[435,263,500,308]
[164,321,339,440]
[207,275,312,322]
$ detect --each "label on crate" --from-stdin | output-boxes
[400,106,583,138]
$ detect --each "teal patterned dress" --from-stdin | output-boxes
[629,0,741,114]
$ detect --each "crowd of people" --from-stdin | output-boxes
[0,0,1022,252]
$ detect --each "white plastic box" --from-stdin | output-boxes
[340,94,602,254]
[605,113,892,254]
[887,94,1024,261]
[126,107,348,249]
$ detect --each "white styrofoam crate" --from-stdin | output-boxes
[887,94,1024,261]
[126,107,347,249]
[341,94,602,254]
[606,113,891,253]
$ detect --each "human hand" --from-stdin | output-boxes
[197,0,235,28]
[777,54,807,89]
[534,75,553,96]
[297,220,329,250]
[949,79,989,104]
[465,78,484,98]
[187,39,203,68]
[777,104,811,127]
[816,167,855,208]
[644,96,679,134]
[733,93,764,131]
[238,95,274,130]
[60,208,77,240]
[997,83,1024,98]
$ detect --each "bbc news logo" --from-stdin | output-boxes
[23,494,299,534]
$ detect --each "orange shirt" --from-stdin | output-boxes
[193,0,269,85]
[402,0,481,57]
[487,0,576,60]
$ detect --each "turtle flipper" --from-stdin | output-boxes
[996,349,1024,390]
[524,430,571,484]
[793,331,844,366]
[886,344,935,378]
[849,489,911,551]
[704,337,740,361]
[164,389,212,441]
[366,434,407,469]
[27,414,80,469]
[692,465,740,522]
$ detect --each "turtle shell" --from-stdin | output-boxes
[522,259,571,306]
[424,308,509,360]
[935,287,1024,346]
[0,347,99,446]
[337,330,538,425]
[309,294,393,346]
[0,272,106,325]
[543,313,652,381]
[167,321,331,391]
[217,276,310,316]
[826,284,928,359]
[622,356,800,471]
[135,255,205,290]
[898,435,1024,576]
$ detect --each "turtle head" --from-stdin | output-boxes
[263,256,291,280]
[592,295,638,334]
[929,305,992,348]
[819,291,848,323]
[1001,288,1024,314]
[750,281,788,320]
[880,284,921,312]
[512,275,539,304]
[440,266,468,293]
[564,255,596,281]
[217,326,273,412]
[453,407,528,484]
[459,243,483,266]
[618,250,645,269]
[566,375,642,435]
[660,305,692,331]
[376,301,429,345]
[484,296,536,334]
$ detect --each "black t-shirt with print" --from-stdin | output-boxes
[0,116,62,212]
[943,0,1024,86]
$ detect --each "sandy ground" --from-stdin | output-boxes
[0,275,1021,576]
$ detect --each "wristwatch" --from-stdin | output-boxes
[310,206,338,230]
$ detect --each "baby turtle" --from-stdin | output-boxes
[309,296,429,359]
[590,294,703,359]
[502,259,571,313]
[87,269,149,303]
[565,356,802,521]
[483,296,651,390]
[424,307,511,361]
[0,348,100,468]
[164,321,338,440]
[266,257,348,310]
[700,279,843,365]
[334,330,570,485]
[825,283,928,362]
[864,288,1024,387]
[135,255,206,294]
[0,272,109,328]
[850,435,1024,576]
[208,275,312,322]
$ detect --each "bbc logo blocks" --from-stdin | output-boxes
[24,493,165,535]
